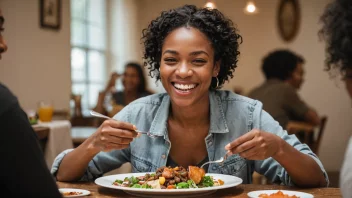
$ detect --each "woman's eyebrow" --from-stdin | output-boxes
[189,51,209,57]
[162,50,209,57]
[163,50,179,55]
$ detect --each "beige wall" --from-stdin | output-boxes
[106,0,147,91]
[107,0,141,75]
[136,0,352,171]
[0,0,71,111]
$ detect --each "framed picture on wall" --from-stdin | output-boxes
[39,0,61,30]
[277,0,300,42]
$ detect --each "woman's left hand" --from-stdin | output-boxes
[224,129,283,160]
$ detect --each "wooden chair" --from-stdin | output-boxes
[71,94,82,117]
[287,116,328,155]
[52,109,70,120]
[253,116,328,185]
[70,115,102,127]
[311,116,328,155]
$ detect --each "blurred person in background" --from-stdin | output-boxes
[320,0,352,196]
[0,8,61,197]
[93,62,153,117]
[248,49,320,130]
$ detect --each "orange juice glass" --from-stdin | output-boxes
[38,102,54,122]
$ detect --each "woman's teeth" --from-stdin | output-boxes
[174,83,197,91]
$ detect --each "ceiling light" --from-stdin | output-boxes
[205,1,215,9]
[244,1,258,15]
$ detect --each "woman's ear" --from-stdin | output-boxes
[213,60,221,77]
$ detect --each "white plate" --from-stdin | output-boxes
[95,173,243,197]
[59,188,91,197]
[247,190,314,198]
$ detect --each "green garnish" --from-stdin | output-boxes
[198,176,214,187]
[187,180,198,188]
[114,179,123,184]
[141,183,152,189]
[176,182,189,189]
[131,184,141,188]
[128,176,139,185]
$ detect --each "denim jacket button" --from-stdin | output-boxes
[207,141,213,146]
[161,154,166,159]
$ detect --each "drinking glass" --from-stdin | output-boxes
[38,101,54,122]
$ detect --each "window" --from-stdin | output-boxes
[70,0,106,115]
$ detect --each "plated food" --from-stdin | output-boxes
[112,166,224,189]
[96,172,242,197]
[259,190,299,198]
[58,188,91,197]
[61,191,83,196]
[247,190,313,198]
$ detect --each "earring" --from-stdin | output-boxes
[215,77,219,89]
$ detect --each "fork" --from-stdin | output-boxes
[200,153,230,169]
[89,110,161,138]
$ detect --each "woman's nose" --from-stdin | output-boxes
[175,62,193,78]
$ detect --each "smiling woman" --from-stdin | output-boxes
[52,4,328,188]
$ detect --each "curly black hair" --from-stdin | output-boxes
[261,49,305,81]
[141,4,242,89]
[319,0,352,75]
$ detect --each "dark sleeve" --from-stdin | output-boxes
[112,91,125,106]
[282,86,309,119]
[0,96,62,196]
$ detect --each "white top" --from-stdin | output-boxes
[340,136,352,198]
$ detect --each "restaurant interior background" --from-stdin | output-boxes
[0,0,351,184]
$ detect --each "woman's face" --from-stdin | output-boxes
[160,27,219,107]
[122,66,141,92]
[0,9,8,60]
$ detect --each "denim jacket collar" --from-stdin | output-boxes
[209,90,229,133]
[148,94,170,137]
[148,90,229,137]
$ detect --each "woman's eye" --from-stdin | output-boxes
[164,58,177,63]
[193,59,207,65]
[165,58,176,61]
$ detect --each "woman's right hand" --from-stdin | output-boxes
[88,119,138,153]
[105,72,120,92]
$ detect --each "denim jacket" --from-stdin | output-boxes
[51,90,328,186]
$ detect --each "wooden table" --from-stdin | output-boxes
[71,126,97,147]
[57,182,342,197]
[32,126,50,140]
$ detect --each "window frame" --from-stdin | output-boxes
[70,0,107,112]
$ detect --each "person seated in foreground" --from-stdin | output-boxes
[319,0,352,196]
[0,8,61,197]
[52,4,328,188]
